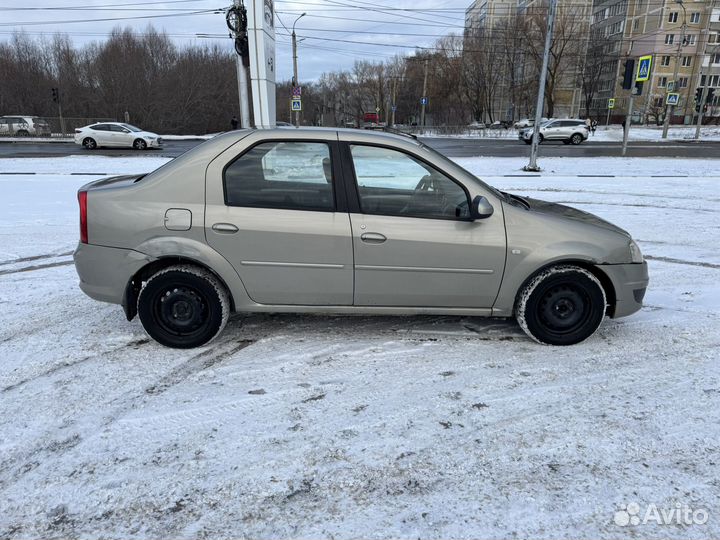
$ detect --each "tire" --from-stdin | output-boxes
[133,138,147,150]
[571,133,583,145]
[538,134,544,144]
[137,265,230,348]
[16,130,29,137]
[83,137,97,150]
[515,265,606,346]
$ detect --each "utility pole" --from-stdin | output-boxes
[292,13,306,127]
[662,0,687,139]
[420,58,428,128]
[695,43,719,139]
[524,0,556,172]
[622,93,634,156]
[391,77,398,127]
[228,0,251,128]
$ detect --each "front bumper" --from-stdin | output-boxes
[74,243,154,304]
[599,261,649,318]
[147,137,163,148]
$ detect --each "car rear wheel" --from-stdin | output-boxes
[137,265,230,348]
[571,133,584,145]
[83,137,97,150]
[133,138,147,150]
[16,130,29,137]
[515,265,606,345]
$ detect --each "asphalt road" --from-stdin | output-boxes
[0,136,718,159]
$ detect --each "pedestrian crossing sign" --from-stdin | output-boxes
[636,55,652,82]
[666,93,680,106]
[291,98,302,111]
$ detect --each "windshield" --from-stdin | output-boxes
[121,123,143,132]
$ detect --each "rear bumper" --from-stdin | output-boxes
[599,261,649,318]
[74,243,154,304]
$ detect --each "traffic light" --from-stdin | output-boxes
[695,87,703,103]
[51,88,59,103]
[634,81,643,95]
[622,59,635,90]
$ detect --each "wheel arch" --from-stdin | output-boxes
[512,259,617,317]
[122,256,236,321]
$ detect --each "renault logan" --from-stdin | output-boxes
[74,128,648,348]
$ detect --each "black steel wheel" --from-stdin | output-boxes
[137,265,230,348]
[516,265,606,345]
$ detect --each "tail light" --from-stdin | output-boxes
[78,190,88,243]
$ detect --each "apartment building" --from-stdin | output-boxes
[587,0,719,125]
[464,0,592,121]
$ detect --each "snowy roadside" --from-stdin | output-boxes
[0,155,718,539]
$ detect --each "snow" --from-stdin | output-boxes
[1,154,719,539]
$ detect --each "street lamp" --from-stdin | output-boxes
[292,12,306,127]
[662,0,687,138]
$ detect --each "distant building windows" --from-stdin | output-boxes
[668,11,678,23]
[682,56,692,67]
[679,77,688,88]
[658,76,668,87]
[665,34,675,45]
[690,12,700,24]
[661,55,671,66]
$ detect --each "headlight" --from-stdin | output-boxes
[629,239,643,263]
[145,136,157,140]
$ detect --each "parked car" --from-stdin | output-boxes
[74,122,162,150]
[489,120,511,129]
[514,117,548,129]
[0,115,51,136]
[519,119,589,145]
[468,121,486,130]
[74,128,648,348]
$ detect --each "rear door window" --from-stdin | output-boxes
[223,141,335,212]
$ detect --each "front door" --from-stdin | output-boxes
[346,144,506,308]
[205,137,353,306]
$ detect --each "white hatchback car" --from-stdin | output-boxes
[74,122,163,150]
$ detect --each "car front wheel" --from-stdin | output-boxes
[133,138,147,150]
[515,265,606,345]
[137,265,230,348]
[571,133,584,145]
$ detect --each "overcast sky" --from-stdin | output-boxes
[0,0,470,81]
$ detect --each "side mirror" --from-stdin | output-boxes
[471,195,494,220]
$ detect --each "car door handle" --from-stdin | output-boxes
[361,232,387,244]
[212,222,239,234]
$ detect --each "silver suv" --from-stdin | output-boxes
[519,119,589,145]
[74,128,647,348]
[0,116,51,137]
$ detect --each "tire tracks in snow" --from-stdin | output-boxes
[0,251,74,276]
[0,337,255,489]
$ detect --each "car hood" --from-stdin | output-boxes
[523,197,629,236]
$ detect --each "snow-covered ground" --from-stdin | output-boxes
[0,155,718,539]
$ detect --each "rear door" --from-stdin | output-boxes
[204,132,354,306]
[343,142,506,308]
